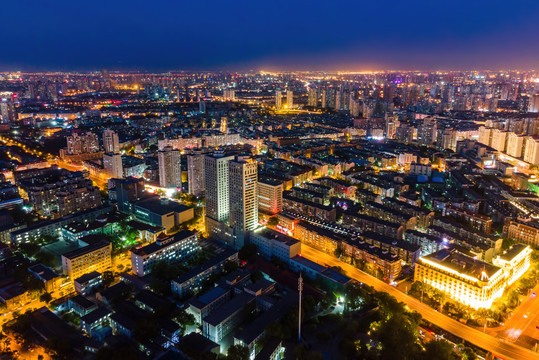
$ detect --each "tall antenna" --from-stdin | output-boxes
[298,272,303,342]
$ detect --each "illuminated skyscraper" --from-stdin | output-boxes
[286,90,293,109]
[220,116,227,133]
[229,156,258,233]
[103,129,120,153]
[275,89,282,110]
[204,152,234,222]
[307,88,317,107]
[103,153,124,178]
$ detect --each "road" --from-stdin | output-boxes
[499,284,539,348]
[300,245,539,360]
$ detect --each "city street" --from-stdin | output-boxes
[300,245,539,360]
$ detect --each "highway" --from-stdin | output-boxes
[300,245,539,360]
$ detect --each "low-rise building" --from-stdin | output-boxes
[134,197,194,233]
[171,248,238,298]
[28,263,61,293]
[62,239,112,280]
[74,271,102,296]
[130,230,198,277]
[249,228,301,263]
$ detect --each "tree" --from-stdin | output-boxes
[40,292,53,303]
[238,244,258,262]
[423,339,456,360]
[378,314,420,360]
[173,309,195,328]
[267,216,278,227]
[226,345,249,360]
[461,346,477,360]
[102,271,115,286]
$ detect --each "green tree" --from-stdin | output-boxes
[267,216,278,227]
[226,345,249,360]
[461,346,477,360]
[378,314,420,360]
[173,309,195,328]
[423,339,456,360]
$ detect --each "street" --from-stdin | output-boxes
[300,245,539,360]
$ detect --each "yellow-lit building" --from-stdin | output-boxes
[414,249,506,309]
[493,244,531,286]
[61,239,112,280]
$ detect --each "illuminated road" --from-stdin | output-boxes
[499,284,539,348]
[300,245,539,360]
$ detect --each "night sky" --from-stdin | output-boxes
[2,0,539,71]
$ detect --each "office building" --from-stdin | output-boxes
[249,228,300,264]
[158,146,181,188]
[257,179,283,215]
[229,156,258,234]
[103,129,120,153]
[62,239,112,280]
[130,230,198,277]
[205,152,234,222]
[134,197,194,233]
[103,153,123,178]
[108,177,145,213]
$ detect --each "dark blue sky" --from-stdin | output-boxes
[2,0,539,71]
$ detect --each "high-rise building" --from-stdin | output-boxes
[229,156,258,241]
[506,132,525,158]
[417,118,437,146]
[395,124,414,144]
[0,99,15,123]
[220,117,227,133]
[103,153,124,178]
[308,88,317,107]
[478,126,493,146]
[437,128,457,151]
[286,90,293,109]
[524,137,539,165]
[158,146,181,188]
[223,88,235,101]
[67,132,99,155]
[384,115,399,140]
[490,129,507,152]
[275,90,282,110]
[528,94,539,113]
[205,152,234,222]
[103,129,120,154]
[187,152,205,197]
[257,179,283,215]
